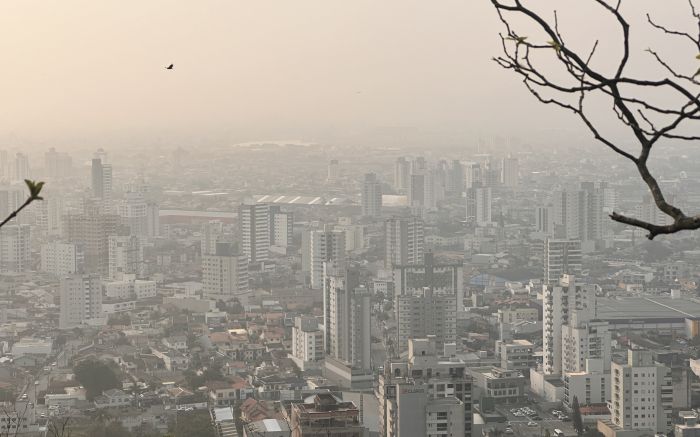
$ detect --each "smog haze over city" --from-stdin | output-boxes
[2,1,700,437]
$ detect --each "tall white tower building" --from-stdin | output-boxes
[305,227,346,290]
[466,186,492,227]
[544,239,582,284]
[59,275,103,329]
[290,316,324,370]
[269,206,293,248]
[108,235,144,280]
[0,224,31,273]
[384,215,424,269]
[542,275,598,375]
[394,157,410,193]
[13,153,30,181]
[239,202,270,264]
[610,349,672,435]
[41,242,84,276]
[501,156,519,188]
[327,159,340,183]
[202,243,249,302]
[361,172,383,217]
[323,263,371,370]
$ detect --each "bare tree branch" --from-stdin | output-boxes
[491,0,700,239]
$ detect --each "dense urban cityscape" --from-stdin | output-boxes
[0,139,699,437]
[5,1,700,437]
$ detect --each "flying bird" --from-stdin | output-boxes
[165,64,174,70]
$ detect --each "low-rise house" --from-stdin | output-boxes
[208,378,255,407]
[164,387,208,410]
[151,347,189,371]
[117,405,171,433]
[240,398,282,422]
[94,389,133,409]
[45,387,87,408]
[243,419,291,437]
[162,335,188,352]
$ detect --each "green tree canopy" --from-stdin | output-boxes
[74,358,121,400]
[172,411,215,437]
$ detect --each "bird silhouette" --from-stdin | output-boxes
[165,64,174,70]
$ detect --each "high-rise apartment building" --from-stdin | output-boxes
[45,148,73,179]
[634,194,675,227]
[463,161,482,190]
[561,317,611,374]
[304,227,346,289]
[361,172,383,217]
[13,153,30,181]
[269,205,293,248]
[36,196,64,237]
[394,157,410,193]
[0,224,31,273]
[393,253,462,353]
[239,202,270,265]
[384,215,424,269]
[466,186,492,227]
[290,316,324,371]
[501,156,519,188]
[581,182,605,243]
[117,191,149,237]
[447,159,464,195]
[108,235,144,280]
[62,206,120,276]
[41,242,84,276]
[59,274,103,329]
[609,349,672,435]
[377,338,472,437]
[146,202,159,238]
[542,275,598,375]
[335,218,365,252]
[408,173,425,207]
[201,221,229,256]
[396,287,457,354]
[202,243,249,302]
[550,184,606,249]
[323,264,371,371]
[0,186,27,224]
[393,253,463,304]
[535,206,555,238]
[564,358,610,409]
[327,159,340,183]
[91,157,113,204]
[544,238,582,284]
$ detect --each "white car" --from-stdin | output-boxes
[527,421,538,427]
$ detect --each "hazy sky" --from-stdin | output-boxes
[1,0,696,148]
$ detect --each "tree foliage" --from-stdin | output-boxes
[572,395,584,436]
[491,0,700,239]
[73,359,121,400]
[172,411,216,437]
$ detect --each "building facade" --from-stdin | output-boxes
[609,349,673,435]
[59,274,103,329]
[384,215,424,269]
